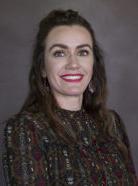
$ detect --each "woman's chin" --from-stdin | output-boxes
[63,89,84,97]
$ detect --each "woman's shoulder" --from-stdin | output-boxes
[109,109,130,147]
[5,111,48,128]
[4,111,54,139]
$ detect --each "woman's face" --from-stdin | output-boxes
[42,25,94,101]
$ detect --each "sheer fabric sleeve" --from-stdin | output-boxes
[3,114,49,186]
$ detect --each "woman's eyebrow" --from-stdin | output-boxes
[49,43,92,52]
[49,44,68,52]
[77,44,92,50]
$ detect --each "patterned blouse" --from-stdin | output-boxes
[2,108,137,186]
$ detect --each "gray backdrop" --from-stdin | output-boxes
[0,0,138,177]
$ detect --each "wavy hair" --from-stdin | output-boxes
[21,9,128,161]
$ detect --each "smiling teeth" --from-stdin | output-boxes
[63,76,82,80]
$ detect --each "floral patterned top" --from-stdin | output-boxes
[2,108,137,186]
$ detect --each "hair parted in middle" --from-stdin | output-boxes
[21,9,128,161]
[24,9,107,115]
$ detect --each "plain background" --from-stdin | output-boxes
[0,0,138,178]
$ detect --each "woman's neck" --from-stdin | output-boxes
[55,94,83,111]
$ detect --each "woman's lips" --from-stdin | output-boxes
[60,74,84,82]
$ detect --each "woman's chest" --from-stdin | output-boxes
[42,135,132,186]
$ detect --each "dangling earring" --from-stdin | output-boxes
[42,77,50,94]
[88,83,94,94]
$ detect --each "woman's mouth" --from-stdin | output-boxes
[60,74,84,82]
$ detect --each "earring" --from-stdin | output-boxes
[88,83,94,94]
[42,78,50,94]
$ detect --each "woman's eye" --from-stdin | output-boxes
[53,50,65,57]
[78,49,89,56]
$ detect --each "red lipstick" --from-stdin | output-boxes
[60,74,83,82]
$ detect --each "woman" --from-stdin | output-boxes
[3,9,137,185]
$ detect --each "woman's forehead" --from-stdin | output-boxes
[45,25,93,49]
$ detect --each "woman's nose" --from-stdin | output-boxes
[65,54,80,70]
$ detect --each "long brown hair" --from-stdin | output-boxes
[21,9,128,160]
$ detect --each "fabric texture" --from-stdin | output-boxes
[2,108,137,186]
